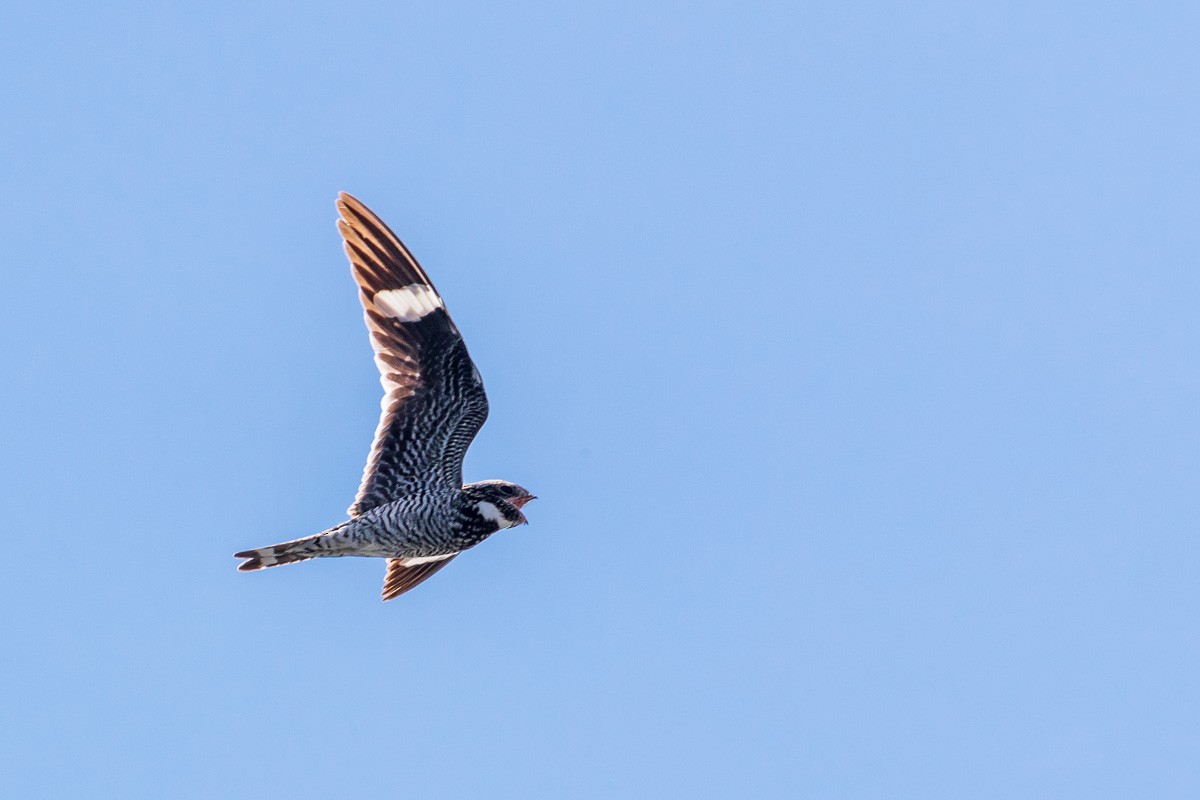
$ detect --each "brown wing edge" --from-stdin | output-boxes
[336,192,438,295]
[381,555,459,601]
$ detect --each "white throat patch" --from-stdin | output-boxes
[374,285,444,321]
[475,500,511,527]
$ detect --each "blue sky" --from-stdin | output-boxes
[2,2,1199,797]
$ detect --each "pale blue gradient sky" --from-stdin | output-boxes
[2,2,1199,798]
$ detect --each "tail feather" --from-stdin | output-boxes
[235,536,323,571]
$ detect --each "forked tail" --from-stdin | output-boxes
[235,533,326,571]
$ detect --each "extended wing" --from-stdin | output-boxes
[381,554,459,601]
[336,193,489,516]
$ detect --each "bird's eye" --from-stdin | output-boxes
[502,485,517,496]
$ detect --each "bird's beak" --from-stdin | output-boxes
[512,495,535,525]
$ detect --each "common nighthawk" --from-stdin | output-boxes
[235,193,534,600]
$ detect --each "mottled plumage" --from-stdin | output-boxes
[235,193,534,600]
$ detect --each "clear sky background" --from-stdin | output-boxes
[2,2,1198,798]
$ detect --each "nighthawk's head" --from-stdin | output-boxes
[464,480,537,529]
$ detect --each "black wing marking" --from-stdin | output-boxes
[336,193,489,516]
[381,555,458,601]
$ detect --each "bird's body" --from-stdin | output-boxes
[238,484,527,566]
[235,194,534,600]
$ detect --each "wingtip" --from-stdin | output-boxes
[337,191,367,218]
[335,193,380,237]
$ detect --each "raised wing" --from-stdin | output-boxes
[336,193,489,516]
[381,554,459,601]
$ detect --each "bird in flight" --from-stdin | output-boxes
[235,193,535,600]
